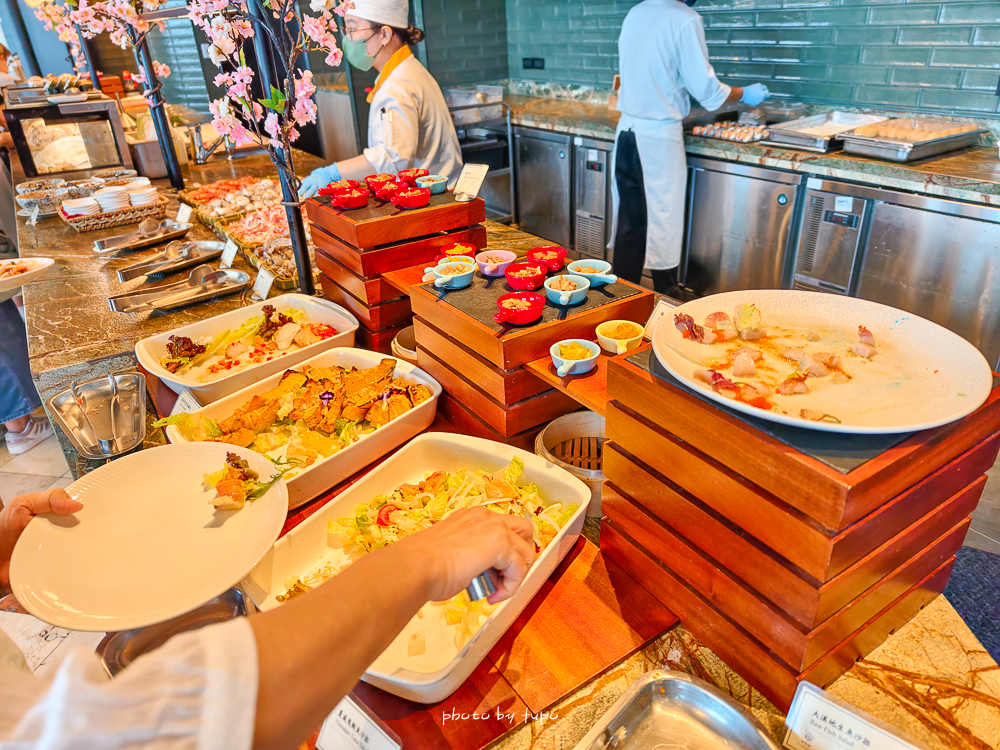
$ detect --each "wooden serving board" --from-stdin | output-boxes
[603,482,967,672]
[385,264,433,298]
[607,348,1000,532]
[603,443,984,628]
[417,346,580,436]
[319,276,413,331]
[414,317,549,405]
[315,248,401,305]
[311,223,487,277]
[410,277,653,370]
[601,520,952,712]
[304,191,486,248]
[437,393,545,451]
[606,400,999,582]
[523,350,615,418]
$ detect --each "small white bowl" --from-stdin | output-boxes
[595,319,645,355]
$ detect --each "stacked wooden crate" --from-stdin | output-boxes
[305,193,487,353]
[409,277,655,450]
[599,349,1000,711]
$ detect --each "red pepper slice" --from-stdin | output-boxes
[376,504,400,526]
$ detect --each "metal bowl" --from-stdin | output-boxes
[96,588,254,677]
[46,372,146,459]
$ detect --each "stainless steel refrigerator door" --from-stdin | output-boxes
[574,137,613,260]
[683,166,798,295]
[858,201,1000,368]
[515,129,572,247]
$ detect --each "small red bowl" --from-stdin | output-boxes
[527,246,568,272]
[364,173,396,190]
[317,179,360,196]
[504,262,548,291]
[398,168,430,186]
[495,292,545,325]
[392,186,431,209]
[331,187,370,209]
[435,241,479,263]
[374,180,406,201]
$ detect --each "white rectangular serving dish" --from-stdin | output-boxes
[135,293,360,404]
[165,348,441,510]
[240,432,591,703]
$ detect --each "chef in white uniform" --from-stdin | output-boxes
[298,0,463,198]
[609,0,770,295]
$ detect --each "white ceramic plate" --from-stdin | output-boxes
[0,257,54,294]
[166,348,442,509]
[652,289,993,434]
[10,442,288,631]
[136,294,361,403]
[241,433,591,703]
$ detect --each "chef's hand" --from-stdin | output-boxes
[740,83,770,107]
[400,506,535,605]
[298,163,342,200]
[0,488,83,587]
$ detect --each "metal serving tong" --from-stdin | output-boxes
[116,240,225,282]
[108,264,251,313]
[93,219,193,254]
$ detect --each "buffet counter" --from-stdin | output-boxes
[502,93,1000,207]
[10,151,1000,750]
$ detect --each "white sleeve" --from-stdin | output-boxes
[363,83,421,176]
[0,618,258,750]
[676,17,732,112]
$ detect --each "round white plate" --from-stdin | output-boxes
[16,208,57,219]
[0,257,54,294]
[652,289,993,434]
[10,442,288,631]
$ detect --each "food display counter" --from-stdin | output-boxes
[6,146,1000,750]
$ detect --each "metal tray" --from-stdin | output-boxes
[47,372,147,460]
[97,588,253,677]
[768,112,888,152]
[841,128,986,162]
[93,220,193,253]
[573,671,781,750]
[116,240,226,281]
[108,265,251,313]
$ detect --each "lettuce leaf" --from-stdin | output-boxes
[502,456,524,488]
[152,412,221,441]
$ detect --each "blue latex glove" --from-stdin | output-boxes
[740,83,770,107]
[298,163,342,199]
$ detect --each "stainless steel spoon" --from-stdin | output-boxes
[101,218,165,253]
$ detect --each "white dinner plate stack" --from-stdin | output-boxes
[127,187,159,207]
[127,177,152,188]
[94,186,130,212]
[62,197,101,216]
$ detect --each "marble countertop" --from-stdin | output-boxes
[504,93,1000,206]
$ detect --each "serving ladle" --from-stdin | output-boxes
[101,218,165,253]
[117,240,196,281]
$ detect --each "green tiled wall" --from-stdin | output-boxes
[422,0,509,86]
[506,0,1000,115]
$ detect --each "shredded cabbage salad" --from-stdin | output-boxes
[277,457,578,651]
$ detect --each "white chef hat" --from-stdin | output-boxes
[348,0,409,29]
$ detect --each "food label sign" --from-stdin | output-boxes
[220,239,239,269]
[784,683,919,750]
[316,696,401,750]
[453,163,489,200]
[175,203,193,224]
[251,267,274,301]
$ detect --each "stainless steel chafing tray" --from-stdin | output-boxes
[841,121,986,162]
[93,220,193,254]
[767,112,888,152]
[116,240,226,281]
[573,670,782,750]
[108,265,250,313]
[47,372,147,460]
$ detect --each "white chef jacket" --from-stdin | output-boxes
[0,618,258,749]
[609,0,731,269]
[364,51,463,187]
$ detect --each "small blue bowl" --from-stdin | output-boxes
[544,274,590,306]
[429,261,475,289]
[567,259,617,287]
[550,339,600,377]
[416,175,448,194]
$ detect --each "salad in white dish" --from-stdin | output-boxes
[158,304,339,382]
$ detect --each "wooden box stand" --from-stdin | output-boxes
[305,192,487,354]
[407,271,654,441]
[598,348,1000,711]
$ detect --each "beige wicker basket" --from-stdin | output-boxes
[59,196,168,233]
